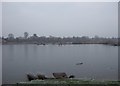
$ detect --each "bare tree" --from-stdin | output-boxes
[8,33,14,39]
[24,32,29,39]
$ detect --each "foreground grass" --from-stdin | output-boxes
[17,79,120,86]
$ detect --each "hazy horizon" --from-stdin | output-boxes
[2,2,118,38]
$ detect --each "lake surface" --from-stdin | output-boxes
[2,44,118,84]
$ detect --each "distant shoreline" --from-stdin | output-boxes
[1,42,119,46]
[2,36,119,47]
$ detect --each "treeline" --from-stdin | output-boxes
[1,35,119,46]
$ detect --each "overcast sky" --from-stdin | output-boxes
[2,2,118,38]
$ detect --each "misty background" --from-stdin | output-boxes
[2,2,118,38]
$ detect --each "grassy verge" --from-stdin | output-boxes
[16,79,120,86]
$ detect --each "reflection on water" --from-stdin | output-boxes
[2,44,118,84]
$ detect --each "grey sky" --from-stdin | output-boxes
[2,2,118,38]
